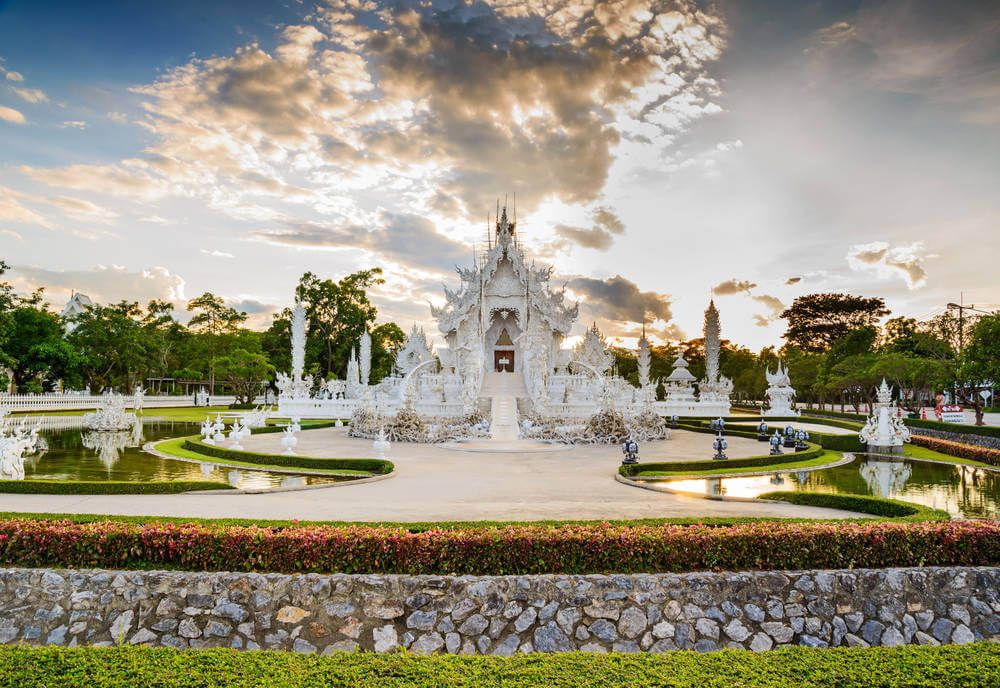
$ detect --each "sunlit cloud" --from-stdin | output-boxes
[847,240,929,289]
[0,105,25,124]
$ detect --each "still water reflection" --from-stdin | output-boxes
[665,456,1000,518]
[19,419,350,490]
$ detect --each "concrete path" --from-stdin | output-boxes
[2,428,863,522]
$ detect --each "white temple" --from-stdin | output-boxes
[277,205,732,434]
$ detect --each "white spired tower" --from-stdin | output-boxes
[697,300,734,407]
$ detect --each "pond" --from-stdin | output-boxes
[19,419,351,490]
[663,455,1000,518]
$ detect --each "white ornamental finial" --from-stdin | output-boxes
[877,378,893,405]
[291,301,306,381]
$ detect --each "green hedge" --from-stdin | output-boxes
[251,420,342,435]
[8,518,994,575]
[0,480,232,495]
[1,643,998,688]
[620,444,825,476]
[906,417,1000,438]
[678,419,864,452]
[757,491,949,521]
[181,438,393,474]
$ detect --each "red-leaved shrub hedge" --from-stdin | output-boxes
[910,435,1000,466]
[1,520,998,575]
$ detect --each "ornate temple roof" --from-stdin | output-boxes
[430,206,579,336]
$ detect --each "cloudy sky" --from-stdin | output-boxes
[1,0,997,350]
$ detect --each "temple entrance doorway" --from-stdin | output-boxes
[494,349,515,372]
[494,328,515,372]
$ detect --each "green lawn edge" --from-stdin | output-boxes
[757,491,951,521]
[629,448,839,478]
[0,480,232,495]
[0,644,997,688]
[152,437,373,477]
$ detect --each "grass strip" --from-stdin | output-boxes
[0,480,232,495]
[631,450,843,477]
[0,644,997,688]
[153,438,372,476]
[178,437,392,475]
[757,491,950,521]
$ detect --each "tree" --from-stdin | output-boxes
[370,322,407,381]
[2,306,78,392]
[781,293,889,352]
[215,349,274,404]
[186,293,248,393]
[294,269,384,379]
[958,314,1000,425]
[67,301,150,392]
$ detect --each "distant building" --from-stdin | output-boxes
[60,292,94,332]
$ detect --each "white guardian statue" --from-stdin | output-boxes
[763,362,799,417]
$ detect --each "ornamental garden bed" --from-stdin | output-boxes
[1,518,995,575]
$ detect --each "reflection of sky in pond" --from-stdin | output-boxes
[663,456,1000,518]
[20,421,352,489]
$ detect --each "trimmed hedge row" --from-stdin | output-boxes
[679,419,864,452]
[619,445,826,476]
[1,518,997,575]
[181,438,393,474]
[910,435,1000,467]
[0,480,232,495]
[757,491,948,521]
[805,409,1000,439]
[2,644,999,688]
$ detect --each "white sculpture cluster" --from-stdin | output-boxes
[0,412,39,481]
[859,379,911,453]
[763,362,799,417]
[276,203,733,443]
[275,302,314,400]
[82,392,138,431]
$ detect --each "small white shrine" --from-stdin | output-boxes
[859,379,911,454]
[763,362,799,417]
[277,204,732,439]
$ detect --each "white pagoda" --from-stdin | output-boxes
[278,204,733,428]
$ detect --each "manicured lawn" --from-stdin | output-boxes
[634,450,844,477]
[0,644,997,688]
[152,437,372,476]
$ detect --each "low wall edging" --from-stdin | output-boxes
[1,567,997,655]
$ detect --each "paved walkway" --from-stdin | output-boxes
[2,428,862,522]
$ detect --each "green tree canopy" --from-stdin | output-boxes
[781,293,889,352]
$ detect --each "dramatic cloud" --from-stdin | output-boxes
[808,0,1000,124]
[553,206,626,251]
[10,264,186,306]
[0,106,25,124]
[847,240,928,289]
[566,275,673,323]
[712,278,756,295]
[20,0,724,229]
[251,211,472,274]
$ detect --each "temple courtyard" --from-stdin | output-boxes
[2,427,860,521]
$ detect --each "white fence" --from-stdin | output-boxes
[0,393,266,413]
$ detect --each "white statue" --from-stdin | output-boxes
[280,425,298,456]
[200,416,216,444]
[0,416,39,481]
[372,424,390,459]
[859,379,911,453]
[697,300,734,405]
[763,361,799,417]
[860,459,912,498]
[82,393,137,431]
[133,385,145,414]
[212,414,226,443]
[277,301,314,400]
[228,418,246,450]
[359,330,372,387]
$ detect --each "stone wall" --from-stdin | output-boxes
[1,567,998,655]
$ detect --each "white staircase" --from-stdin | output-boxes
[481,372,526,442]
